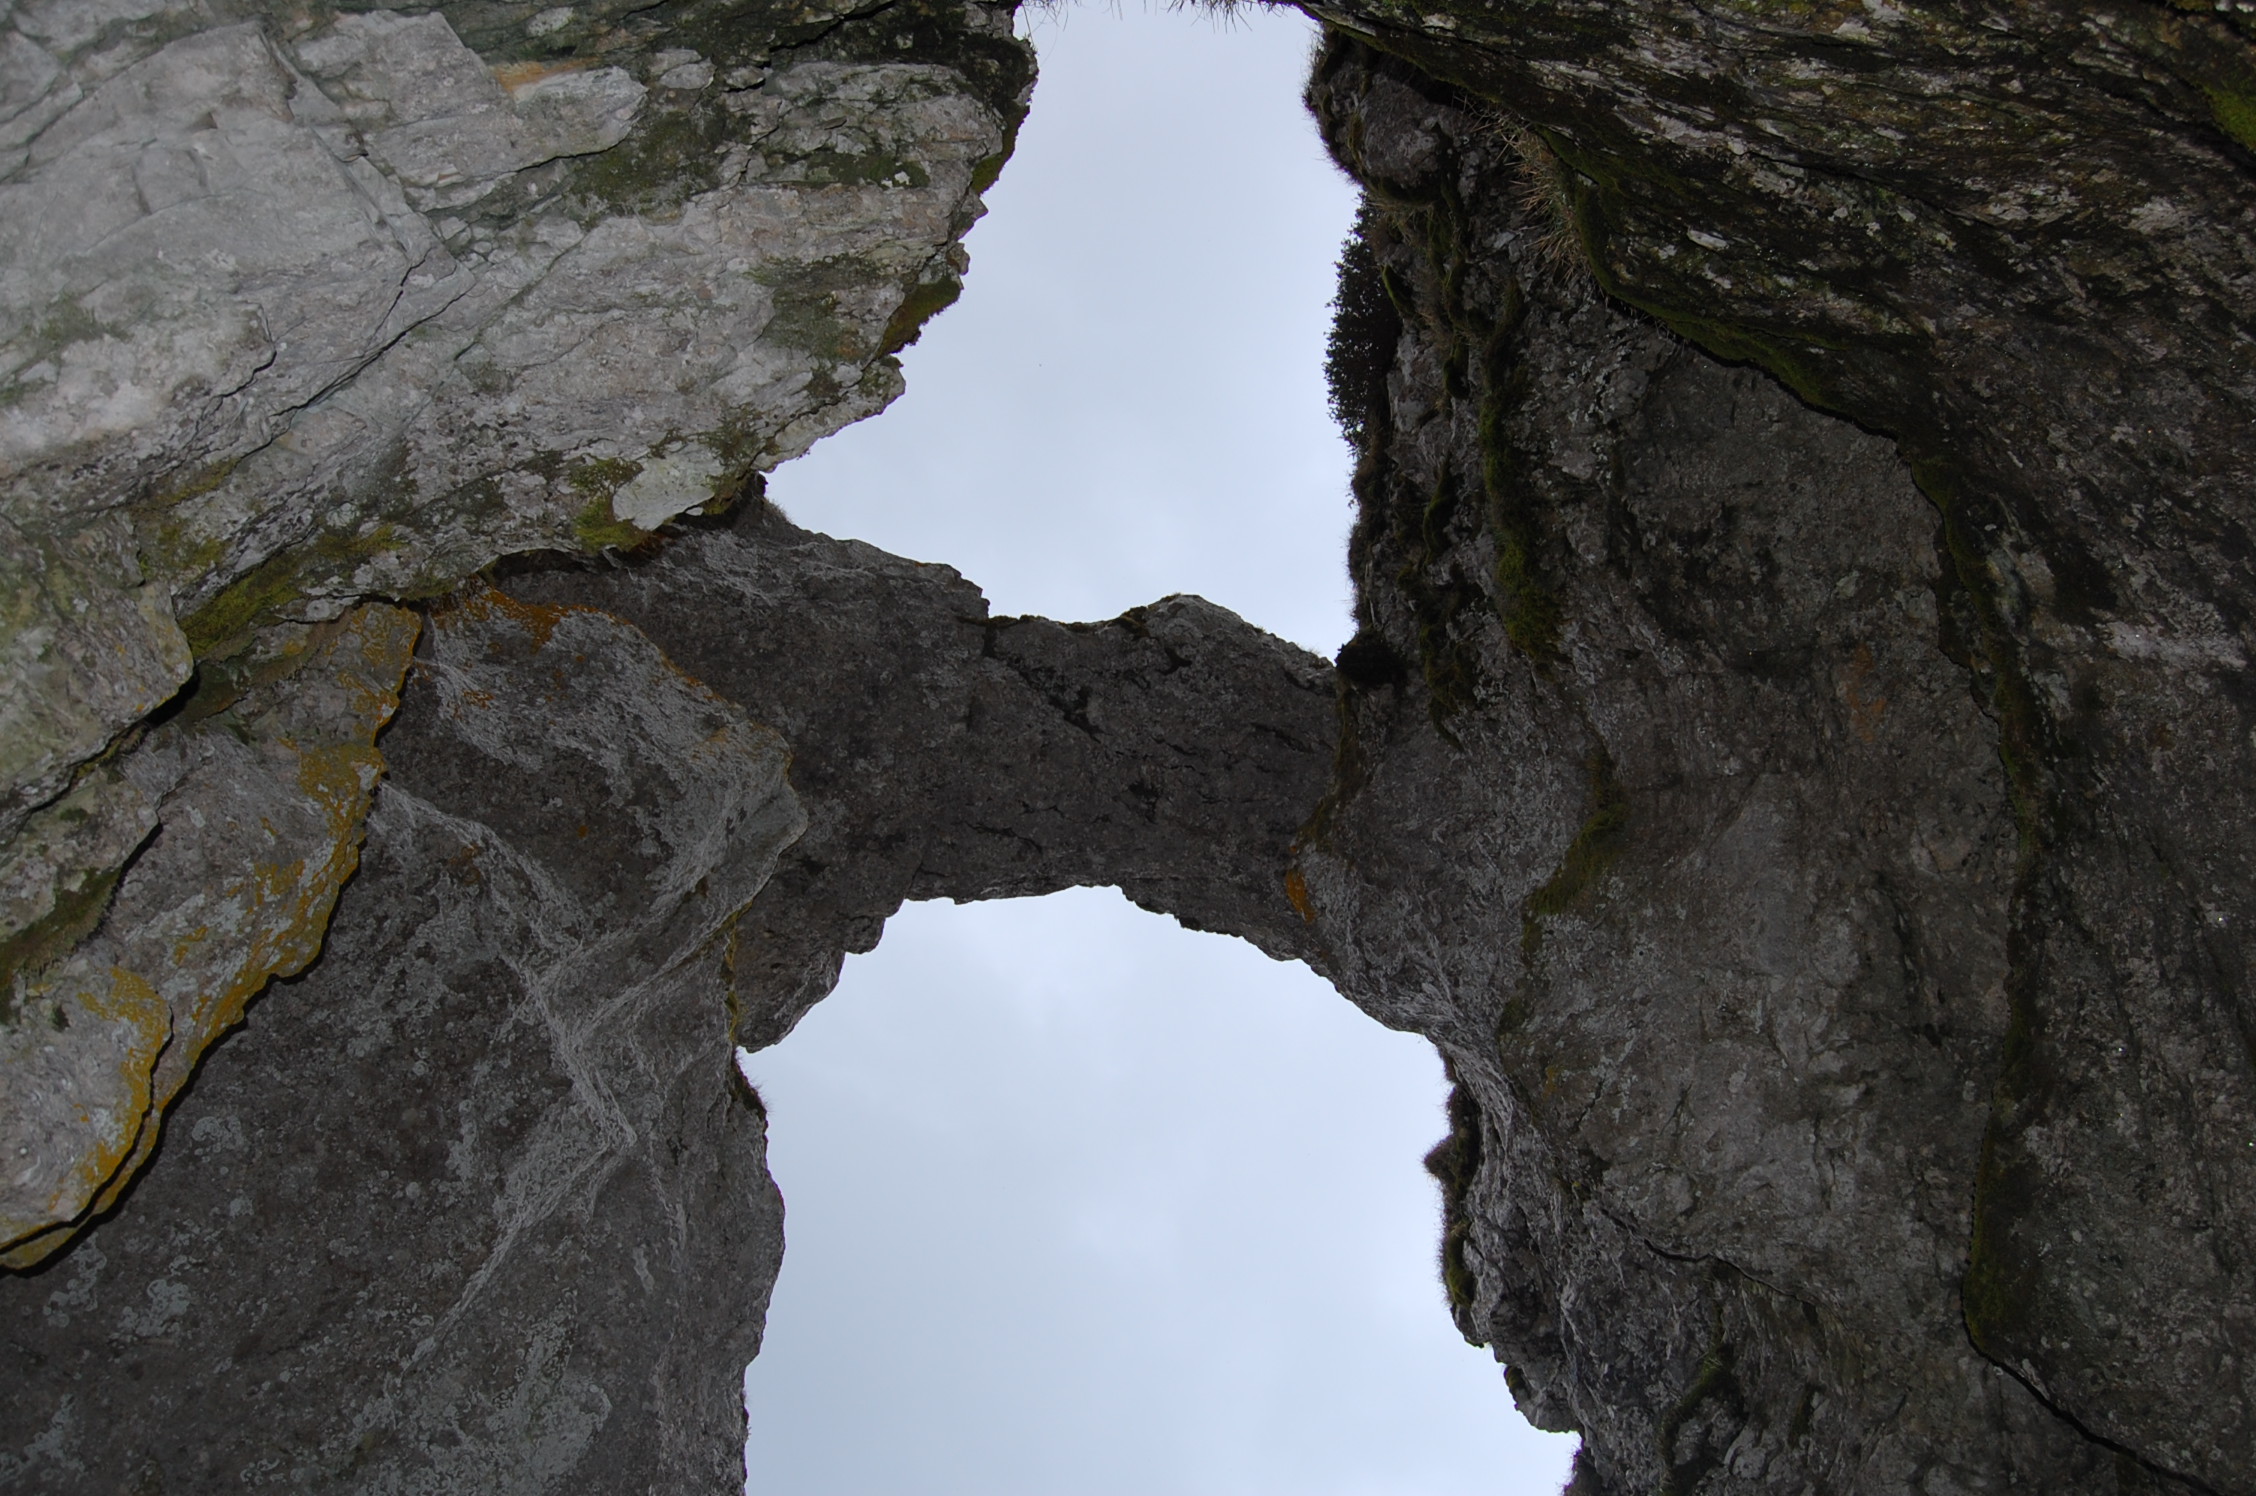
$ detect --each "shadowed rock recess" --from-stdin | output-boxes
[1,0,2251,1491]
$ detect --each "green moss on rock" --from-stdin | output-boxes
[181,523,405,657]
[758,255,890,361]
[2207,85,2256,152]
[569,99,730,221]
[1521,747,1629,956]
[879,273,962,355]
[0,864,124,1028]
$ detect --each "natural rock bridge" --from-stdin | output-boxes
[3,1,2253,1492]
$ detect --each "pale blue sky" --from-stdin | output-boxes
[744,8,1579,1493]
[766,2,1356,653]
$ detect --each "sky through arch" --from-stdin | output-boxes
[742,891,1580,1494]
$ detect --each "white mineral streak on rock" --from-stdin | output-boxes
[2104,618,2249,669]
[379,598,805,1361]
[416,590,808,948]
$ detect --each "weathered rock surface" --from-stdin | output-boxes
[0,0,1031,1266]
[1,603,418,1268]
[5,588,807,1492]
[502,505,1339,1042]
[0,512,1336,1490]
[1297,41,2068,1492]
[1290,4,2256,1490]
[4,0,1028,655]
[5,0,2256,1492]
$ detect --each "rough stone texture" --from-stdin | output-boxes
[3,0,1030,653]
[0,0,1031,1266]
[3,589,807,1493]
[1294,4,2256,1488]
[1292,19,2256,1495]
[1303,39,2044,1490]
[0,513,1338,1489]
[6,0,2256,1491]
[503,505,1339,1045]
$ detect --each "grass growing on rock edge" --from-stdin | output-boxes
[1422,1067,1487,1342]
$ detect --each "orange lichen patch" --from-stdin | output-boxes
[438,584,574,652]
[0,969,171,1268]
[73,759,386,1239]
[492,57,597,93]
[442,840,486,886]
[170,923,212,967]
[89,853,360,1225]
[0,1221,71,1269]
[163,750,369,1045]
[1841,642,1889,743]
[343,606,423,726]
[1285,866,1316,923]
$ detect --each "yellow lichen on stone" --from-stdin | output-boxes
[0,605,419,1270]
[0,968,170,1266]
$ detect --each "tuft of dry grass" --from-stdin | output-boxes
[1470,109,1589,277]
[1513,128,1586,273]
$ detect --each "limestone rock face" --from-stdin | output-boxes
[4,0,1029,653]
[0,603,418,1267]
[502,507,1339,1041]
[1299,42,2048,1490]
[1293,12,2256,1492]
[0,0,1030,1267]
